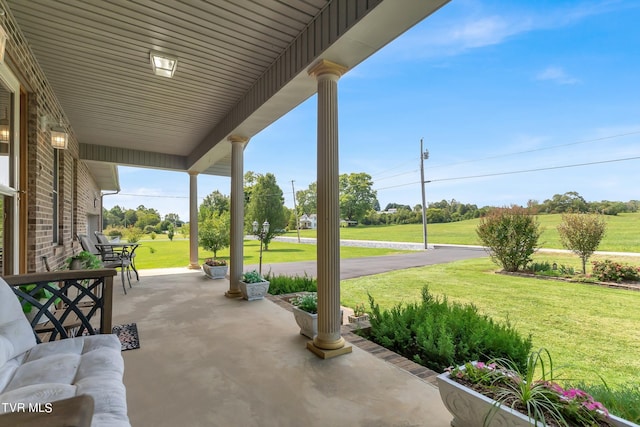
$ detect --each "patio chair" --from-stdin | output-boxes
[95,231,139,281]
[77,233,131,294]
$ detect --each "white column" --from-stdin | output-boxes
[307,59,351,359]
[225,135,248,298]
[187,171,200,269]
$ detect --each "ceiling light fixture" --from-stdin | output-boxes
[150,50,178,78]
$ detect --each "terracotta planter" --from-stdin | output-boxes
[436,371,636,427]
[239,280,270,301]
[202,263,228,279]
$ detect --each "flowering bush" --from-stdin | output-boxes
[204,258,227,266]
[591,259,640,283]
[447,349,613,426]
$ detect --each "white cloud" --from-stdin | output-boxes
[380,1,632,60]
[535,66,580,85]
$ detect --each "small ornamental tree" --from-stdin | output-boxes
[476,206,542,272]
[198,211,230,259]
[557,213,607,274]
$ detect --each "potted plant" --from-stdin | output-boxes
[348,302,369,324]
[18,283,59,325]
[290,292,318,338]
[239,270,270,301]
[202,258,228,279]
[65,250,102,270]
[436,348,636,427]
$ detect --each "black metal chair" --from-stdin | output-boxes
[95,231,139,281]
[77,234,131,294]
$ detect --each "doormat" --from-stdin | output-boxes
[112,323,140,351]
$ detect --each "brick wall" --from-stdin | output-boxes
[3,1,102,272]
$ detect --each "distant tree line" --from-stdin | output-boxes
[102,205,183,234]
[528,191,639,215]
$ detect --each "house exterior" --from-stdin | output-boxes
[0,0,449,359]
[299,214,318,230]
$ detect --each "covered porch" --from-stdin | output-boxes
[116,269,451,426]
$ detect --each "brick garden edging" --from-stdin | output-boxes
[267,293,441,386]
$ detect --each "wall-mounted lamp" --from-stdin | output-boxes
[40,115,69,149]
[0,108,9,142]
[150,50,178,78]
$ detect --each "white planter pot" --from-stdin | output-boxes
[291,306,344,338]
[25,299,54,325]
[202,264,228,279]
[292,306,317,338]
[437,371,637,427]
[239,280,270,301]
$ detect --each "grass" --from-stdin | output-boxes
[340,256,640,388]
[132,239,409,270]
[287,212,640,252]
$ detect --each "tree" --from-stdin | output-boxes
[199,190,230,221]
[198,211,230,259]
[245,173,287,249]
[339,172,377,223]
[476,206,542,272]
[167,223,175,241]
[296,182,317,215]
[557,213,607,274]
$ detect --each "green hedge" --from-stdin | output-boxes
[265,273,317,295]
[365,286,533,373]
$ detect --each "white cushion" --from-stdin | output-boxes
[0,278,37,366]
[0,276,130,426]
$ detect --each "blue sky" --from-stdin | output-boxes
[105,0,640,221]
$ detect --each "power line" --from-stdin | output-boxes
[373,130,640,181]
[373,155,640,191]
[430,156,640,183]
[428,130,640,170]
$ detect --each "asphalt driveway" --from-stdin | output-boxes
[252,245,487,280]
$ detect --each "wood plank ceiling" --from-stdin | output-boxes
[5,0,449,187]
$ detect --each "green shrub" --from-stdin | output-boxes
[291,293,317,314]
[591,259,640,283]
[528,261,552,272]
[476,206,542,272]
[265,273,317,295]
[365,286,532,373]
[150,232,157,240]
[126,227,143,244]
[573,382,640,423]
[105,227,123,238]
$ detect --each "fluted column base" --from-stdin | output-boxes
[306,340,352,359]
[224,289,243,298]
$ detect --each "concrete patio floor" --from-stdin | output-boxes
[112,269,453,427]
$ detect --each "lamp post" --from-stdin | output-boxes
[420,138,429,250]
[252,220,270,275]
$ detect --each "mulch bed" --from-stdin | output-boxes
[498,271,640,291]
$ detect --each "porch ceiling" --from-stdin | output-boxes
[5,0,448,188]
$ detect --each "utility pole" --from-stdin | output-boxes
[291,180,301,243]
[420,138,429,250]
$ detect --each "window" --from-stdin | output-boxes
[52,148,59,243]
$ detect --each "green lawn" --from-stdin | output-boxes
[287,212,640,252]
[132,239,409,270]
[340,256,640,388]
